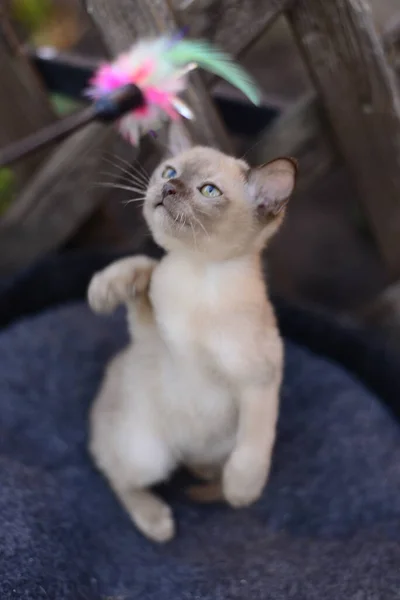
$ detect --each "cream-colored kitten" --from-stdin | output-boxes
[88,146,297,543]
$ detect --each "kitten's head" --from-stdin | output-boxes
[144,146,297,259]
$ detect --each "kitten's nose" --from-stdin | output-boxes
[161,181,178,200]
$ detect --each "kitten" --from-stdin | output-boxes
[88,146,297,542]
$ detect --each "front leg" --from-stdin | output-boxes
[88,255,157,314]
[223,378,280,508]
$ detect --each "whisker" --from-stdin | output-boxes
[190,209,210,239]
[115,168,148,188]
[106,152,150,183]
[189,219,198,251]
[122,198,146,206]
[101,167,148,194]
[94,182,147,195]
[193,205,213,217]
[133,158,150,182]
[99,170,147,192]
[178,212,186,233]
[99,165,148,192]
[102,156,137,178]
[102,156,149,187]
[122,195,146,202]
[124,168,149,190]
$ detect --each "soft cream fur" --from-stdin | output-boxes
[88,147,297,542]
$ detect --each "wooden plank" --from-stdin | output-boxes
[0,16,56,185]
[385,14,400,73]
[172,0,292,59]
[85,0,232,151]
[84,0,291,60]
[247,17,400,190]
[288,0,400,275]
[85,0,175,54]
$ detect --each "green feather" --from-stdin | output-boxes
[166,39,261,106]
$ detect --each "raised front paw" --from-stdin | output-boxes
[88,255,157,314]
[223,448,269,508]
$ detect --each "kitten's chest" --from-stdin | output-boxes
[150,259,215,355]
[150,260,237,460]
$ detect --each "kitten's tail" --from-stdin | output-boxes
[186,481,224,503]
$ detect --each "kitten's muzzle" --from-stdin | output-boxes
[161,178,185,201]
[161,181,177,200]
[155,179,186,216]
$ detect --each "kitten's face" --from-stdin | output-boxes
[144,147,296,259]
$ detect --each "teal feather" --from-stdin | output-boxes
[165,39,261,106]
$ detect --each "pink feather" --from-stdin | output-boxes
[86,38,196,143]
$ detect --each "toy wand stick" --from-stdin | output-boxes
[0,84,144,168]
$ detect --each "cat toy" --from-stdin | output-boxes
[0,35,260,168]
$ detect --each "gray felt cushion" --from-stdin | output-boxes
[0,302,399,599]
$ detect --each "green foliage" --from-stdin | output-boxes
[11,0,52,32]
[0,169,16,216]
[50,94,81,117]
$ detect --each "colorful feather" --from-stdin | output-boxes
[87,35,261,145]
[165,39,261,106]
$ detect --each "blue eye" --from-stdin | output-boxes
[162,166,177,179]
[199,183,222,198]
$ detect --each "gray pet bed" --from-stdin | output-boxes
[0,250,399,599]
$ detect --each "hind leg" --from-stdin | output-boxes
[91,427,177,542]
[90,371,177,542]
[111,483,175,543]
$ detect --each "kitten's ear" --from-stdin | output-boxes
[247,157,297,220]
[167,121,193,155]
